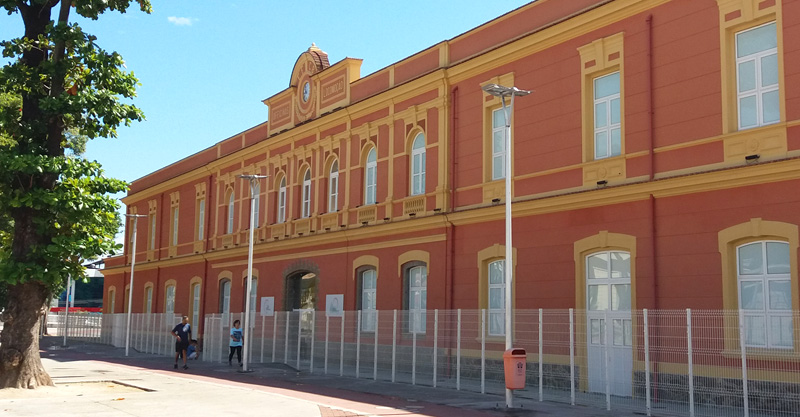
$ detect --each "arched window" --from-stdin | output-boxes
[738,241,792,347]
[165,284,176,314]
[245,277,258,326]
[488,260,505,336]
[365,148,377,205]
[359,268,377,332]
[328,160,339,213]
[108,288,116,314]
[302,168,311,218]
[405,264,427,334]
[252,183,261,228]
[219,279,231,323]
[189,281,201,328]
[277,176,287,223]
[144,285,153,314]
[226,190,235,234]
[410,133,426,195]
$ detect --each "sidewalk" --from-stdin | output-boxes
[1,337,649,417]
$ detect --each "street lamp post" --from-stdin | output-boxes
[123,213,147,357]
[238,174,267,372]
[481,83,531,409]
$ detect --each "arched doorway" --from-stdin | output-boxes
[284,270,318,362]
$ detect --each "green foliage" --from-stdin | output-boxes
[0,0,150,303]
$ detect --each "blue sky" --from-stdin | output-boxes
[1,1,530,240]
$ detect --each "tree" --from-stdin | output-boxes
[0,0,151,389]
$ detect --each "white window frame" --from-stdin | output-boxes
[248,277,258,326]
[365,149,377,205]
[737,240,792,348]
[252,183,260,228]
[408,265,427,334]
[191,283,201,329]
[410,133,426,196]
[593,71,621,160]
[149,214,156,250]
[226,191,235,234]
[278,177,286,223]
[220,280,231,323]
[171,207,179,246]
[197,198,205,240]
[491,108,506,181]
[736,22,779,130]
[302,169,311,218]
[328,160,339,212]
[145,286,153,314]
[361,269,377,332]
[109,289,116,314]
[165,285,175,314]
[488,260,506,337]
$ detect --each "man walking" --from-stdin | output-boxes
[171,315,192,370]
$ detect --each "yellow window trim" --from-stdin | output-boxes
[718,218,800,358]
[578,32,626,187]
[480,72,516,204]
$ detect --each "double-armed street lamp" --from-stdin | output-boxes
[238,174,268,372]
[481,83,531,408]
[123,213,147,357]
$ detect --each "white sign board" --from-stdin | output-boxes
[326,294,343,317]
[260,296,274,317]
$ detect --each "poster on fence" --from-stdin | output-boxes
[260,297,274,316]
[326,294,343,317]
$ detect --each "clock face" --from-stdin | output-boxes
[302,82,310,102]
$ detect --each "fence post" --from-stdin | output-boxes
[296,312,302,370]
[481,308,486,394]
[738,309,750,417]
[339,312,345,377]
[260,314,266,364]
[539,308,543,402]
[325,313,330,375]
[687,308,694,417]
[570,308,575,406]
[310,311,316,373]
[272,313,277,363]
[284,312,290,365]
[604,309,611,411]
[644,309,651,417]
[457,309,462,391]
[392,309,397,383]
[356,310,362,379]
[433,309,438,388]
[412,321,417,386]
[374,310,379,381]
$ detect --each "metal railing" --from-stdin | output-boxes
[47,309,800,417]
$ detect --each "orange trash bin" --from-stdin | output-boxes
[503,348,527,390]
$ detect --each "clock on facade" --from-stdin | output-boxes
[302,81,310,102]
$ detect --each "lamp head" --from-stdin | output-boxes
[482,83,532,98]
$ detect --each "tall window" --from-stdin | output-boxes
[165,285,175,314]
[145,286,153,314]
[411,133,426,195]
[171,207,179,246]
[365,148,377,205]
[220,279,231,323]
[408,265,427,334]
[328,160,339,212]
[190,282,201,327]
[593,71,621,159]
[278,177,286,223]
[108,289,116,314]
[197,198,205,240]
[491,108,506,181]
[360,269,377,332]
[738,241,792,348]
[226,191,235,234]
[247,277,258,325]
[736,22,779,130]
[587,251,632,347]
[302,168,311,218]
[124,288,130,313]
[252,183,261,228]
[488,260,505,336]
[148,214,156,250]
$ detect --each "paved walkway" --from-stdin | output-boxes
[0,337,653,417]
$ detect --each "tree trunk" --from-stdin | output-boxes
[0,281,53,389]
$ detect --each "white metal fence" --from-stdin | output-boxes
[42,309,800,417]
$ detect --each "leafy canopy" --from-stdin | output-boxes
[0,0,151,301]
